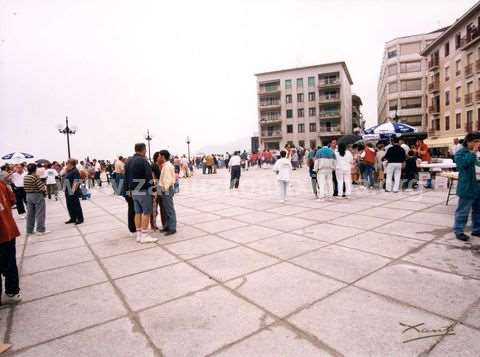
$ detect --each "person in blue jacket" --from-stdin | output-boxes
[453,132,480,241]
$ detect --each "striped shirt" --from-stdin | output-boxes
[23,174,45,193]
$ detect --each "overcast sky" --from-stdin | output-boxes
[0,0,476,160]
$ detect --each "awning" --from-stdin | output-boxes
[424,135,463,149]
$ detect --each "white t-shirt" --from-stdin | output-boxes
[229,155,241,166]
[44,168,58,185]
[10,172,24,187]
[335,150,353,172]
[273,158,293,181]
[401,144,410,155]
[95,162,101,172]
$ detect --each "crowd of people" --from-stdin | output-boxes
[1,132,479,306]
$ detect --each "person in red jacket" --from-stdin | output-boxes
[0,179,22,304]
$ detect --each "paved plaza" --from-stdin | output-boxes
[1,168,480,356]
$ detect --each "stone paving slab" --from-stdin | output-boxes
[2,168,479,356]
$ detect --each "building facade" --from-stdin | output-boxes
[352,94,365,132]
[255,62,353,151]
[377,30,444,130]
[422,2,480,151]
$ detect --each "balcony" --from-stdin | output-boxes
[318,125,341,136]
[465,93,473,106]
[428,81,440,93]
[465,63,474,78]
[258,101,281,110]
[261,131,282,139]
[319,111,341,119]
[258,86,280,96]
[428,59,439,71]
[428,105,440,114]
[475,90,480,103]
[259,117,282,125]
[318,79,340,88]
[318,95,340,104]
[461,29,480,50]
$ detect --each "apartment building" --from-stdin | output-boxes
[255,62,353,151]
[422,2,480,151]
[377,30,445,130]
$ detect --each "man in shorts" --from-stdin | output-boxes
[125,143,157,244]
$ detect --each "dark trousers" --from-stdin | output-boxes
[0,239,20,302]
[124,196,136,233]
[230,165,241,189]
[161,188,176,231]
[333,171,338,196]
[66,193,84,223]
[157,195,167,228]
[14,186,26,214]
[95,171,102,187]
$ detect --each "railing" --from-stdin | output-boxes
[461,29,480,49]
[318,79,340,87]
[260,117,282,123]
[258,86,280,94]
[475,90,480,103]
[261,131,282,138]
[428,105,439,113]
[465,93,473,106]
[319,111,341,119]
[465,63,473,77]
[428,81,440,92]
[259,101,281,107]
[318,95,340,102]
[319,126,341,133]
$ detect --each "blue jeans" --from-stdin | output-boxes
[161,187,177,231]
[361,164,375,188]
[454,196,480,234]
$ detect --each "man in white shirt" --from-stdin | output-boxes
[93,159,102,187]
[158,150,177,235]
[44,164,59,200]
[273,150,293,203]
[399,139,410,155]
[10,165,26,217]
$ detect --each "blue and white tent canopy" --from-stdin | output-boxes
[364,122,417,136]
[1,152,35,163]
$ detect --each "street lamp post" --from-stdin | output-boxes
[186,136,191,161]
[145,129,153,162]
[57,116,77,159]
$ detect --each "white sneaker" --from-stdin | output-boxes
[3,292,22,304]
[35,231,51,236]
[140,235,158,244]
[136,232,142,243]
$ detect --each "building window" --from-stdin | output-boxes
[286,124,293,133]
[308,76,315,88]
[455,33,461,49]
[286,109,293,118]
[389,82,398,93]
[286,94,292,103]
[445,66,450,81]
[400,79,422,91]
[298,123,305,133]
[387,49,397,58]
[444,41,450,57]
[297,93,304,102]
[445,115,450,131]
[456,87,461,103]
[456,60,461,76]
[400,97,422,109]
[387,64,397,76]
[296,78,303,88]
[445,91,450,106]
[389,99,398,111]
[467,110,473,131]
[285,80,292,89]
[456,113,462,128]
[400,42,421,55]
[308,92,315,101]
[309,123,316,132]
[298,108,304,117]
[434,118,441,131]
[400,61,421,73]
[309,107,316,116]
